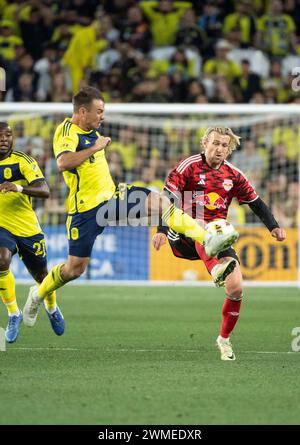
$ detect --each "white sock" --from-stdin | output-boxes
[9,310,20,317]
[217,335,230,343]
[45,305,57,315]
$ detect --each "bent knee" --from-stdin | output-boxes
[227,288,243,301]
[64,263,86,280]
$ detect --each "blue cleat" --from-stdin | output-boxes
[44,304,65,336]
[5,311,23,343]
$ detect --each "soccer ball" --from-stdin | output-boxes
[205,219,236,237]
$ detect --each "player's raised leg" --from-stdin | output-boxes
[146,192,239,257]
[0,247,23,343]
[216,258,243,361]
[194,243,236,287]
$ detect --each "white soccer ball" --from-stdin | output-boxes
[205,219,236,237]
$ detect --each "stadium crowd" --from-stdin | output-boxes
[0,0,299,227]
[2,0,300,104]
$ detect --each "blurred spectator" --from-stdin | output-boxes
[212,77,236,103]
[120,5,151,52]
[145,74,173,102]
[100,14,120,44]
[203,39,241,83]
[255,0,297,57]
[267,143,298,182]
[185,79,206,102]
[47,72,71,102]
[34,45,61,100]
[262,80,278,103]
[5,72,37,101]
[250,91,266,103]
[63,20,108,92]
[231,138,265,188]
[20,7,53,60]
[109,128,137,171]
[223,0,256,48]
[167,48,193,79]
[0,20,23,62]
[132,166,164,192]
[262,59,289,103]
[272,181,299,228]
[140,0,192,47]
[265,172,288,208]
[106,150,125,183]
[7,52,39,92]
[232,59,261,102]
[197,0,223,56]
[169,71,187,102]
[175,8,207,53]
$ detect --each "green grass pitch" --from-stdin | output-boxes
[0,285,299,425]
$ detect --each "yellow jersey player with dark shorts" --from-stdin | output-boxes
[23,86,239,326]
[0,122,64,342]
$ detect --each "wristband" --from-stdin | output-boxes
[16,185,23,193]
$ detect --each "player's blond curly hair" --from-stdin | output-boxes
[201,127,241,154]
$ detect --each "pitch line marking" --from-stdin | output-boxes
[9,347,299,354]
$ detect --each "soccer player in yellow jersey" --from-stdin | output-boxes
[0,122,64,342]
[23,86,238,326]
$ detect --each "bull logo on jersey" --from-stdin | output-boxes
[223,179,233,191]
[196,192,227,210]
[4,168,12,179]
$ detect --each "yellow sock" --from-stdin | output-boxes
[38,264,65,299]
[0,270,19,315]
[162,204,205,244]
[44,291,57,312]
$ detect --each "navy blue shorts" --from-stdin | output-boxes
[67,183,151,257]
[0,227,47,271]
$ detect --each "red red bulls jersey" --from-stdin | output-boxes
[165,153,258,223]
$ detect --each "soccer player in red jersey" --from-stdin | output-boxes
[153,127,286,361]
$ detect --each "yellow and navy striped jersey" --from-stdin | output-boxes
[53,118,116,214]
[0,151,45,237]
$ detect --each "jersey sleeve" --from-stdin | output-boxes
[233,170,259,204]
[53,125,78,159]
[19,156,45,184]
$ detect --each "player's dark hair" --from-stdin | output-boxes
[73,86,104,112]
[0,121,9,129]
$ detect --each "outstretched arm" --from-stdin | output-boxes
[248,197,286,241]
[0,179,50,199]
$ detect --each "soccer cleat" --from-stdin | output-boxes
[216,337,236,361]
[5,311,23,343]
[211,259,237,287]
[203,229,239,257]
[44,303,65,336]
[23,285,41,327]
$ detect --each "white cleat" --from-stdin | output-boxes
[216,337,236,361]
[211,259,236,287]
[204,230,239,257]
[23,285,41,327]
